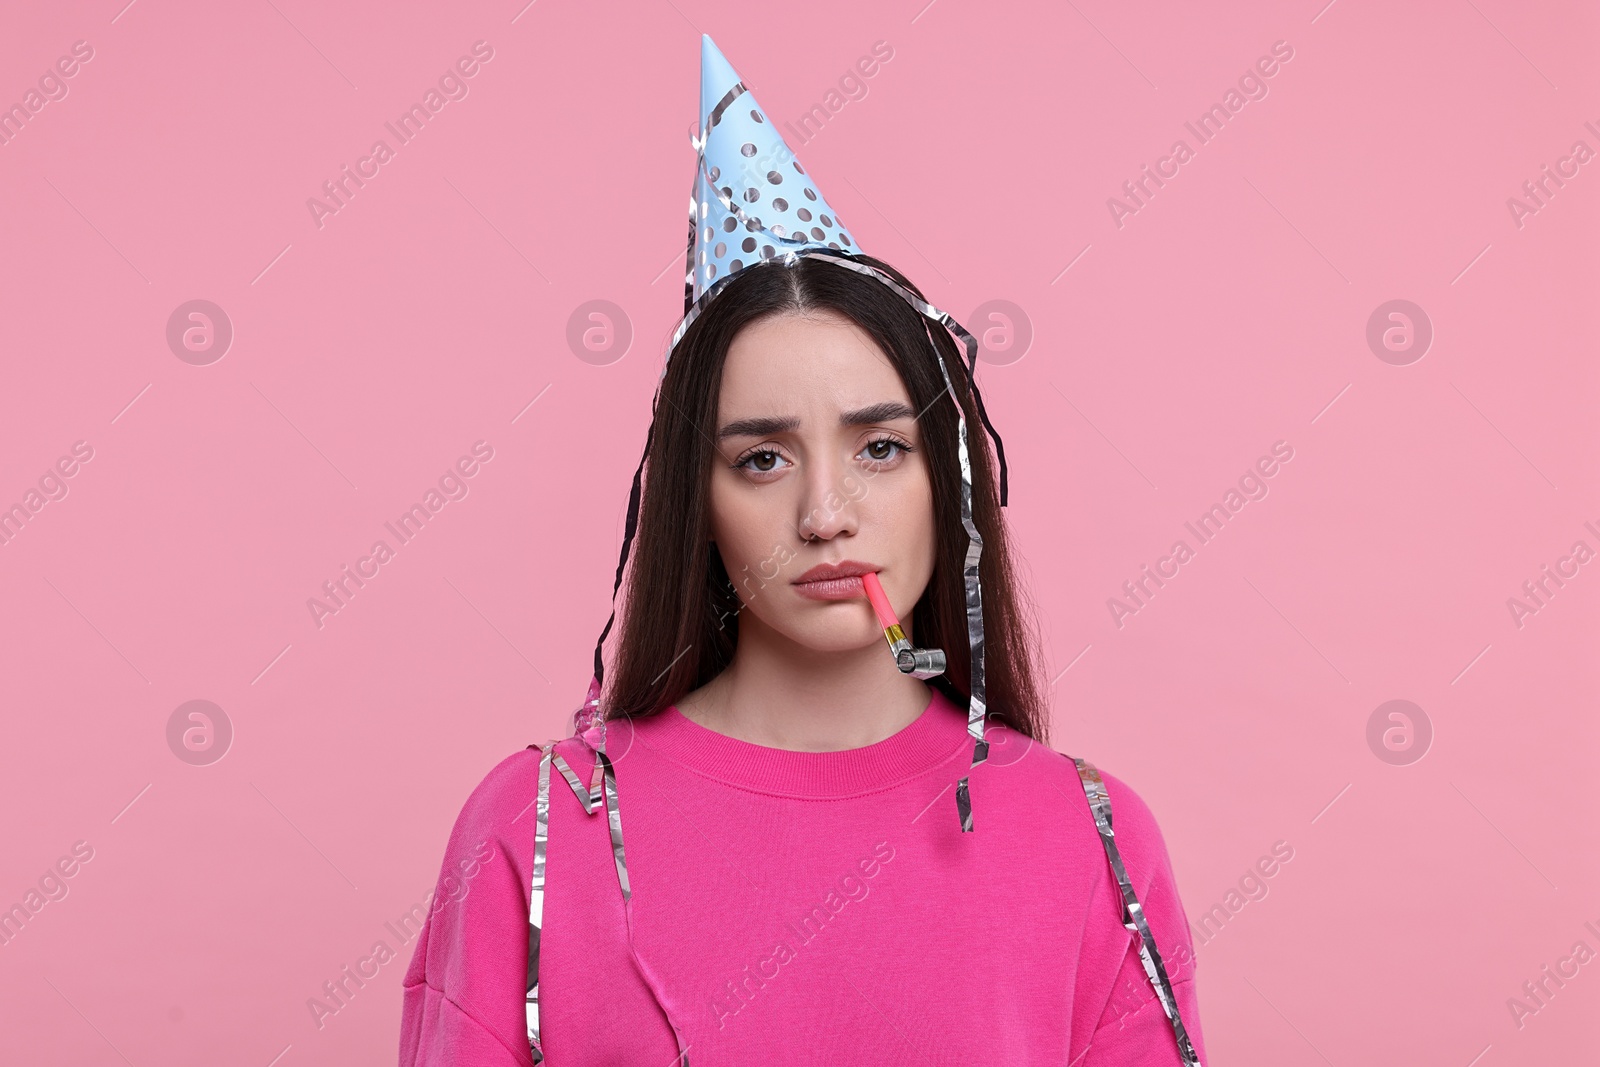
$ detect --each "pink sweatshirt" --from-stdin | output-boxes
[399,684,1207,1065]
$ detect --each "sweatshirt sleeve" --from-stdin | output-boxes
[1072,768,1209,1067]
[399,748,543,1067]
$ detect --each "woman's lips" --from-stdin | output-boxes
[792,575,867,601]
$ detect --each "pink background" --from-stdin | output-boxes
[1,0,1596,1063]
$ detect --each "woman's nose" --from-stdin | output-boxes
[795,455,859,541]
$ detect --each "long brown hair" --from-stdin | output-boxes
[599,252,1049,743]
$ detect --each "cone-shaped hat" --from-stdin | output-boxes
[688,35,860,303]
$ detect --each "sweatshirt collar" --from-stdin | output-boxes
[624,684,972,798]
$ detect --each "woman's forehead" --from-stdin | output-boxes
[720,311,908,412]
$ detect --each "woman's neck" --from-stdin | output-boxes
[675,624,934,753]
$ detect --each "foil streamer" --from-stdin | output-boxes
[533,729,691,1064]
[597,747,631,899]
[525,742,552,1064]
[552,752,594,815]
[1072,756,1204,1066]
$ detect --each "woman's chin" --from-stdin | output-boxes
[782,629,890,661]
[744,604,884,658]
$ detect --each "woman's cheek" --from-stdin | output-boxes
[716,494,774,581]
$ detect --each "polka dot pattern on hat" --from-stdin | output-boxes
[688,35,861,301]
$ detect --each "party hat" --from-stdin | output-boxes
[686,35,860,304]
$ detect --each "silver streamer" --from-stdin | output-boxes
[1072,755,1204,1066]
[552,751,594,814]
[562,706,690,1064]
[525,742,552,1064]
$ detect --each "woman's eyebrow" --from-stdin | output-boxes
[716,414,798,441]
[841,401,917,426]
[715,401,917,441]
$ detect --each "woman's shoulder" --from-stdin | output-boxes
[1065,756,1170,845]
[433,732,601,858]
[400,744,554,1066]
[448,744,546,832]
[992,727,1176,866]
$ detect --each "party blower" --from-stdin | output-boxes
[861,571,947,679]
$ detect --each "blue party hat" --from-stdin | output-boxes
[687,35,859,304]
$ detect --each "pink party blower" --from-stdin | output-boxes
[861,571,947,679]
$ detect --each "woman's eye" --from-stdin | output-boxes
[738,449,788,473]
[735,439,909,475]
[861,438,906,463]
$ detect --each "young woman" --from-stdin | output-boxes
[399,36,1206,1067]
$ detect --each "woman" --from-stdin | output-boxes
[399,35,1206,1067]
